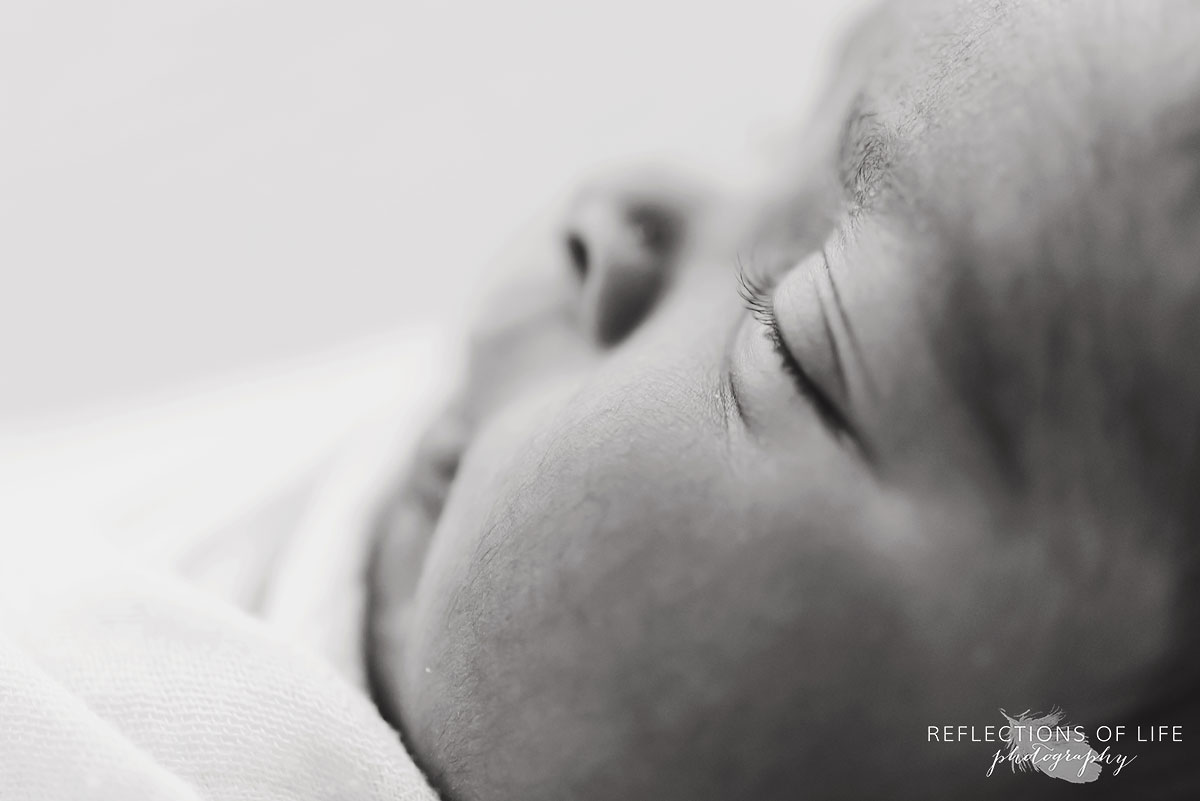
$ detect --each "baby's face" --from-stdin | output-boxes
[370,2,1200,799]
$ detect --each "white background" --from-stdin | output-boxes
[1,0,871,423]
[0,0,868,539]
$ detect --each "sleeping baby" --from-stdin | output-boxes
[365,0,1200,798]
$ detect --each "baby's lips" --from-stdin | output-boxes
[367,410,470,695]
[368,445,458,728]
[405,411,469,522]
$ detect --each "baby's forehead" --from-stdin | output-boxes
[837,0,1200,498]
[847,0,1195,213]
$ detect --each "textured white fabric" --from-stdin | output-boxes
[1,564,435,801]
[0,335,452,801]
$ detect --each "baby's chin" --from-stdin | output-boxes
[364,495,432,730]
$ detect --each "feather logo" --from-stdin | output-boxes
[998,707,1102,783]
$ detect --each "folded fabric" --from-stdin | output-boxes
[0,557,436,801]
[0,334,454,800]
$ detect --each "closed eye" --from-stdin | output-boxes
[737,263,866,454]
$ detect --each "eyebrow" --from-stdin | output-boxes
[836,92,898,209]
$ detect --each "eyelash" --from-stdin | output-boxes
[736,261,857,440]
[735,261,779,330]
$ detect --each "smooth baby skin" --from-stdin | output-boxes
[369,1,1200,798]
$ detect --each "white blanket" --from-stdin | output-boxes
[0,330,454,801]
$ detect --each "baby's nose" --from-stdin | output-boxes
[563,176,696,345]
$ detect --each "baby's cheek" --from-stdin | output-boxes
[395,385,967,801]
[395,385,731,797]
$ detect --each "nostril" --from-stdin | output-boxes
[565,231,589,282]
